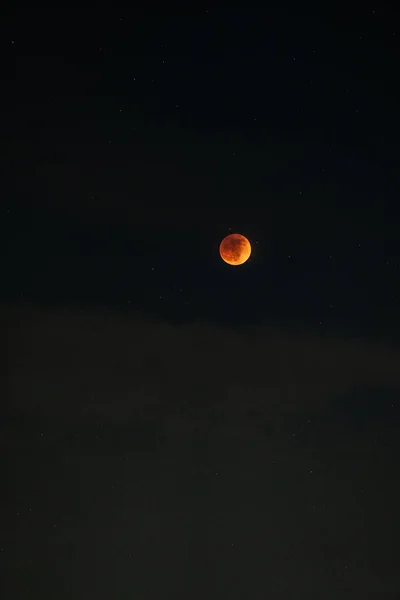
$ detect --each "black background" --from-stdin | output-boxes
[2,4,400,598]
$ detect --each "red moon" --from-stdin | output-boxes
[219,233,251,266]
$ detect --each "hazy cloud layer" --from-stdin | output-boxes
[4,305,400,434]
[3,305,400,599]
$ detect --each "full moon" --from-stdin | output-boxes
[219,233,251,266]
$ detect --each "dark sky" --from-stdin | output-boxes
[2,4,400,599]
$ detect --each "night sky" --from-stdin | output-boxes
[3,5,400,599]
